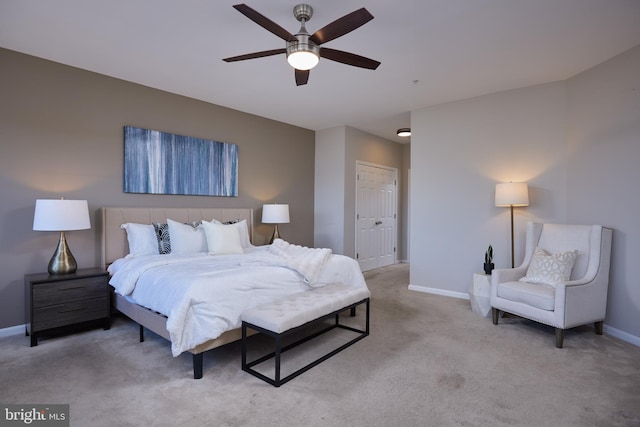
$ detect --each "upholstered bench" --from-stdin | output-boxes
[240,283,371,387]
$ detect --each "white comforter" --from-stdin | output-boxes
[108,244,367,356]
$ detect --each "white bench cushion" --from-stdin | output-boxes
[241,284,371,334]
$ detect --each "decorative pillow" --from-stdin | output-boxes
[120,223,159,256]
[167,218,208,254]
[201,220,244,255]
[520,247,578,286]
[152,222,172,254]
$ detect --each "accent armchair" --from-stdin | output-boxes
[490,222,612,348]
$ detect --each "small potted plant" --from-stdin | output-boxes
[484,245,494,275]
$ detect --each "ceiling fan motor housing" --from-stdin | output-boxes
[293,4,313,22]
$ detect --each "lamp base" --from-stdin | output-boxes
[268,224,281,245]
[48,231,78,275]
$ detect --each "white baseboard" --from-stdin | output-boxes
[408,285,640,347]
[408,284,470,300]
[0,324,25,338]
[604,324,640,347]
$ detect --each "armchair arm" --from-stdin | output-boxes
[490,266,528,301]
[491,266,528,285]
[554,276,608,328]
[562,278,592,287]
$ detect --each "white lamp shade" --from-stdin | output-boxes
[495,183,529,207]
[33,199,91,231]
[262,204,290,224]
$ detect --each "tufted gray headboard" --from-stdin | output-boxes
[101,207,254,267]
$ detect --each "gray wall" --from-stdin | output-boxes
[0,48,315,329]
[401,143,411,262]
[410,44,640,344]
[314,127,346,252]
[566,44,640,342]
[314,126,407,260]
[411,81,567,293]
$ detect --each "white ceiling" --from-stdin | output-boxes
[2,0,640,143]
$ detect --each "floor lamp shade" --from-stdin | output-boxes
[33,199,91,275]
[495,183,529,207]
[495,183,529,268]
[262,204,290,244]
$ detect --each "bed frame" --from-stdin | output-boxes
[101,207,255,379]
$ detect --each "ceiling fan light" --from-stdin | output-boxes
[287,50,319,70]
[397,128,411,137]
[287,36,320,70]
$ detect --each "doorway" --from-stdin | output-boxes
[356,162,398,271]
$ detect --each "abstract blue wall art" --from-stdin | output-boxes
[124,126,238,197]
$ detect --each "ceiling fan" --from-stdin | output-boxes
[223,3,381,86]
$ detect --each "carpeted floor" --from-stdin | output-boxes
[1,263,639,426]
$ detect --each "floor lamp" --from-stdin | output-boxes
[495,183,529,268]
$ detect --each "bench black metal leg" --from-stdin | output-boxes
[275,335,282,387]
[241,323,247,369]
[139,324,144,342]
[365,299,370,334]
[242,298,370,387]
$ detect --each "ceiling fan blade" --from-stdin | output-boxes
[223,48,286,62]
[295,69,310,86]
[320,48,380,70]
[310,8,374,45]
[233,4,296,42]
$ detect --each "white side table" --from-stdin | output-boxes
[469,273,491,317]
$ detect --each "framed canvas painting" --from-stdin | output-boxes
[124,126,238,197]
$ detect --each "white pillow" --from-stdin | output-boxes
[120,223,159,256]
[201,220,244,255]
[167,218,208,254]
[233,219,251,248]
[520,247,578,286]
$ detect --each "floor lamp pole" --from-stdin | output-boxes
[510,205,515,268]
[495,182,529,269]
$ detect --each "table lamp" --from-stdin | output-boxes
[262,204,290,244]
[33,199,91,275]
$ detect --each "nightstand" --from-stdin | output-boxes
[25,267,110,346]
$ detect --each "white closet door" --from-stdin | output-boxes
[356,162,397,271]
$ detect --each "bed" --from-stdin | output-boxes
[101,207,368,379]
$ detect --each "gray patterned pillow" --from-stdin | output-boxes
[152,221,202,254]
[153,223,171,254]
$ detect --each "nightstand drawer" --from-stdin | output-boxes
[32,296,109,331]
[32,276,107,307]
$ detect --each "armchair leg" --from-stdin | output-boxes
[595,321,603,335]
[492,308,499,325]
[555,328,564,348]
